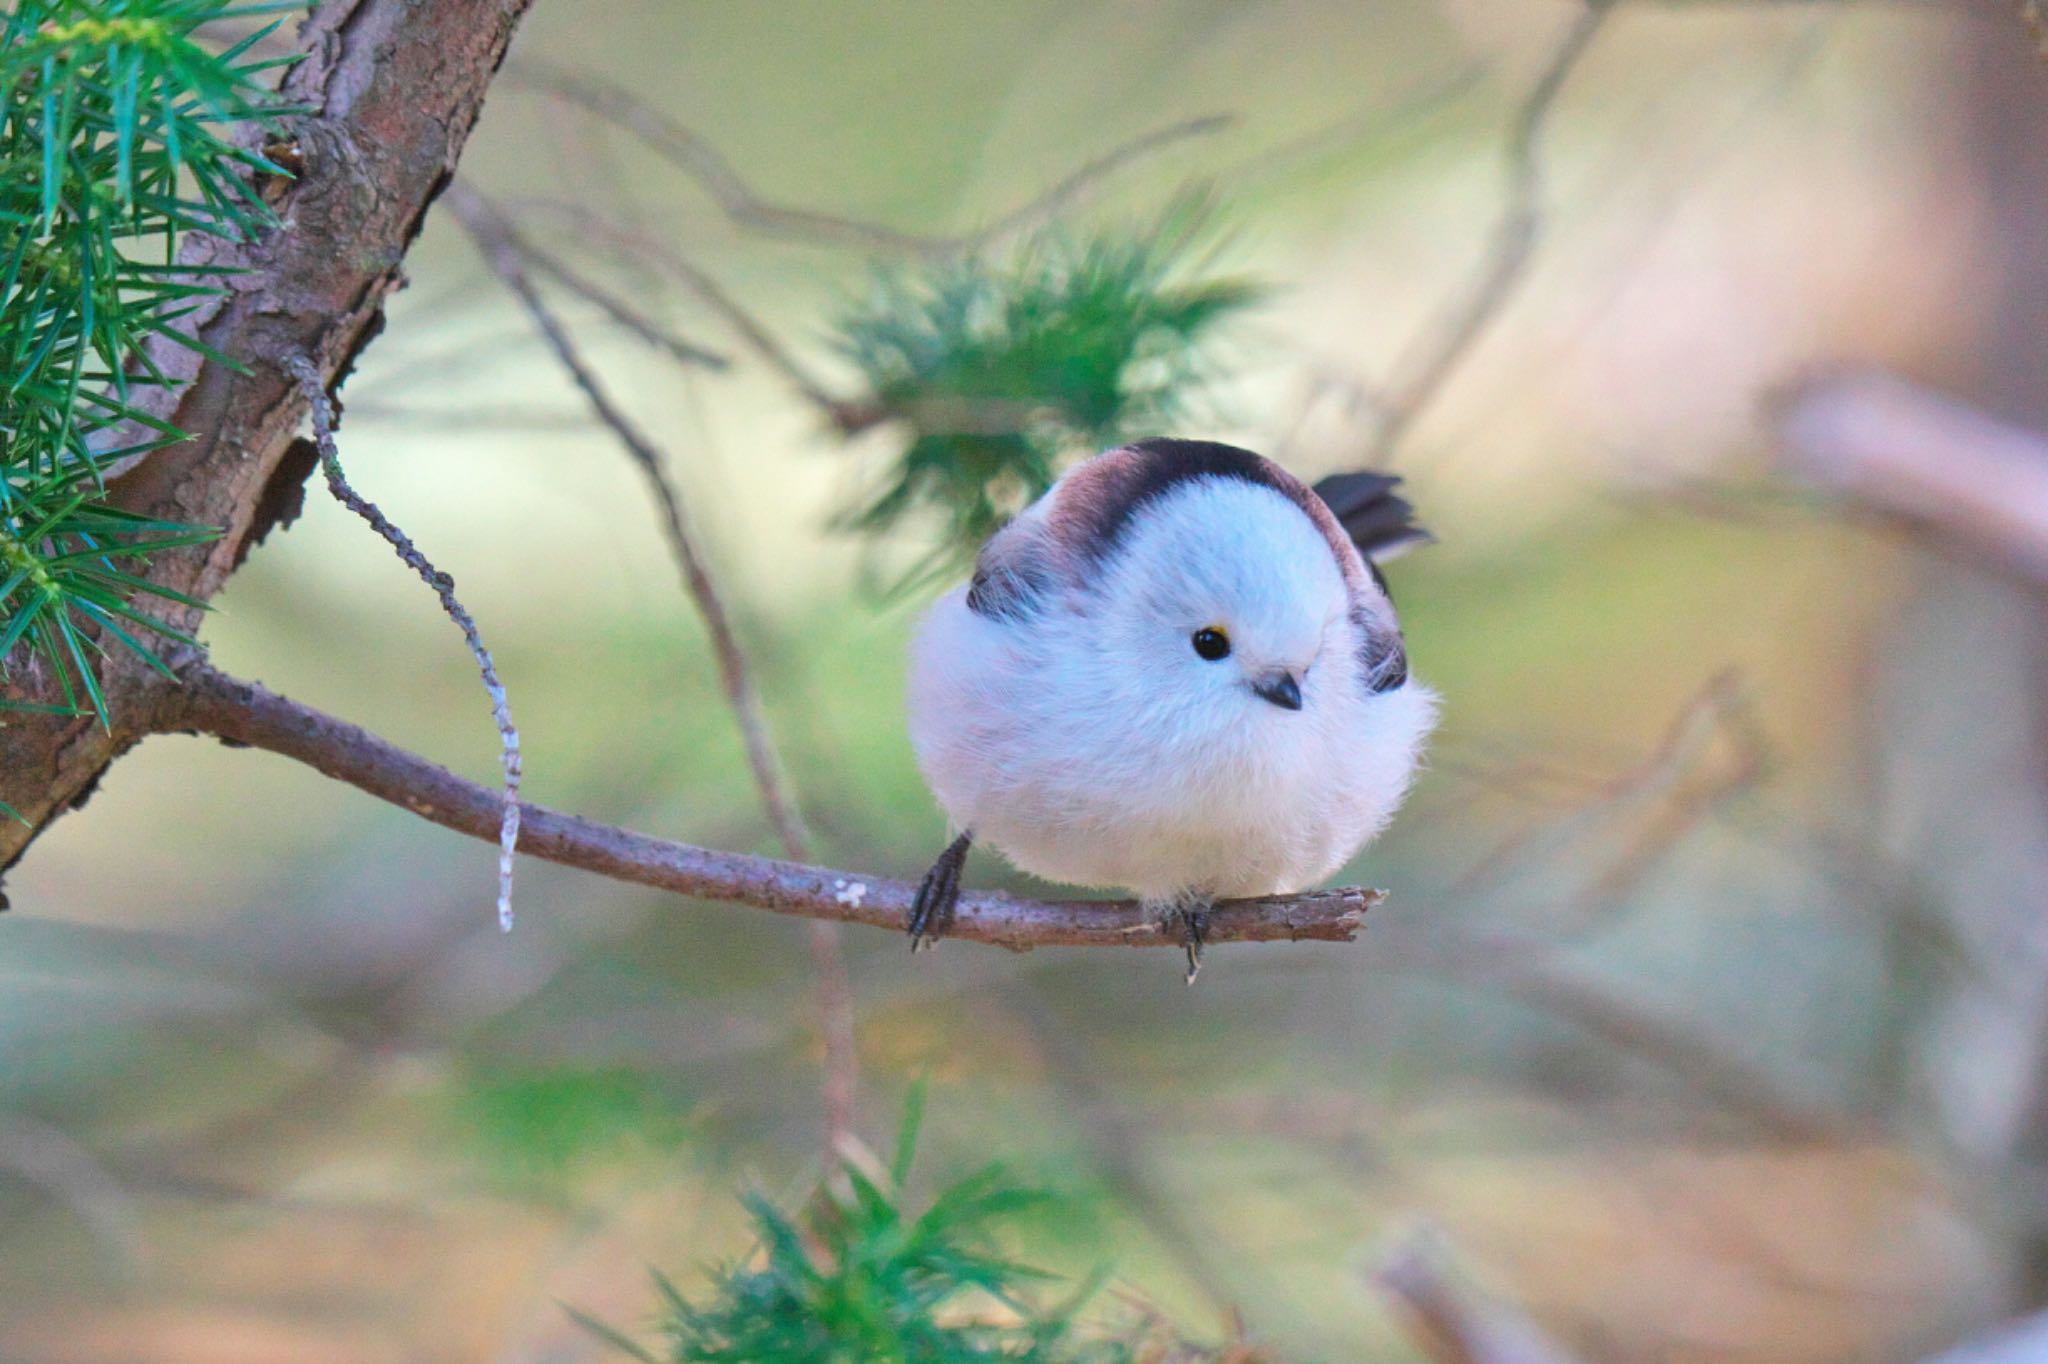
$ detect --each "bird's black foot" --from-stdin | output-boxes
[907,831,972,951]
[1157,896,1213,984]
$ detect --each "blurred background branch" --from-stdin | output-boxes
[508,57,1237,259]
[1777,369,2048,587]
[1374,1230,1587,1364]
[1364,2,1611,467]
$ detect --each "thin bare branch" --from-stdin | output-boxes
[446,184,861,1147]
[503,197,865,425]
[1365,2,1611,466]
[445,188,806,857]
[1219,62,1486,199]
[283,354,523,932]
[504,61,954,257]
[803,924,859,1151]
[514,238,732,372]
[164,664,1381,950]
[1446,669,1769,929]
[965,113,1236,249]
[509,60,1232,259]
[1375,675,1855,1144]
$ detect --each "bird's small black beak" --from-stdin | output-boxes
[1252,671,1303,712]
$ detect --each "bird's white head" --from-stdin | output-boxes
[1098,475,1354,718]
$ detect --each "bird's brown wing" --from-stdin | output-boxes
[964,516,1060,621]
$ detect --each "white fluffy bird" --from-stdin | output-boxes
[905,438,1437,978]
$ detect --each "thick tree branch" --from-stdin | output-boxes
[162,665,1382,951]
[0,0,536,878]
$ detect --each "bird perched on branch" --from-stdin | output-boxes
[905,438,1437,979]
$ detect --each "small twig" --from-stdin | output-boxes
[448,184,857,1148]
[283,354,524,932]
[504,60,957,257]
[1384,680,1848,1143]
[166,663,1382,949]
[1446,669,1768,927]
[964,113,1236,249]
[447,186,806,858]
[1407,13,1835,478]
[514,237,732,372]
[497,197,869,426]
[1218,62,1486,199]
[509,60,1233,259]
[1364,2,1611,466]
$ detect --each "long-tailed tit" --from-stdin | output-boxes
[904,438,1437,979]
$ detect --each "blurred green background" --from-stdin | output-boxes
[6,1,2048,1359]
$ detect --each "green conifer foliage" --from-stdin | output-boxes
[0,1,298,740]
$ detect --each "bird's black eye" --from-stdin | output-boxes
[1191,627,1231,661]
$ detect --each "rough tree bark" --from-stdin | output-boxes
[0,0,537,886]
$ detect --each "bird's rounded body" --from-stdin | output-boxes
[907,440,1436,905]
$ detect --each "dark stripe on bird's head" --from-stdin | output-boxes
[1050,438,1348,574]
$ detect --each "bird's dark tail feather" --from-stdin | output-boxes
[1310,471,1433,562]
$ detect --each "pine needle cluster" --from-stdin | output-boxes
[0,1,298,736]
[575,1089,1242,1363]
[829,210,1258,590]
